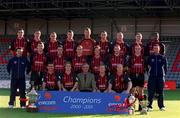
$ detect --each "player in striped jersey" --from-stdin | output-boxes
[73,45,87,74]
[45,32,61,61]
[129,44,146,111]
[96,31,112,59]
[108,64,132,93]
[146,32,165,56]
[10,29,30,57]
[63,30,77,62]
[60,62,78,91]
[95,64,109,92]
[30,30,42,54]
[90,45,103,74]
[110,45,126,73]
[30,42,47,90]
[42,62,61,91]
[54,45,65,74]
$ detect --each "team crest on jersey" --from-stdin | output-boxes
[14,61,17,64]
[151,59,154,62]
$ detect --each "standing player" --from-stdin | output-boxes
[54,45,65,74]
[113,32,129,58]
[60,62,78,91]
[146,32,165,56]
[10,29,30,56]
[42,62,61,91]
[129,44,146,111]
[30,42,47,90]
[90,45,103,74]
[130,33,145,56]
[110,45,126,73]
[63,30,76,62]
[95,64,109,92]
[73,45,87,74]
[96,31,112,59]
[147,44,167,111]
[45,32,61,61]
[108,64,132,93]
[30,30,42,54]
[80,27,96,56]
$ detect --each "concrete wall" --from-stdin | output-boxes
[1,18,180,40]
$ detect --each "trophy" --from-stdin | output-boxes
[26,87,39,112]
[127,94,136,115]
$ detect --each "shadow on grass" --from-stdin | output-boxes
[0,108,127,118]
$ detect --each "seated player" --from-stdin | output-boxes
[42,62,61,91]
[108,64,132,93]
[95,64,109,92]
[60,62,78,91]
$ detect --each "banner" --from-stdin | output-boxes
[36,91,129,114]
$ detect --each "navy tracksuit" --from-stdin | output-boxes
[147,54,167,109]
[7,56,31,107]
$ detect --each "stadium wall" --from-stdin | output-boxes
[0,18,180,40]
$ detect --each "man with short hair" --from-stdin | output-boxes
[77,63,96,92]
[147,44,167,111]
[42,62,61,91]
[7,48,31,108]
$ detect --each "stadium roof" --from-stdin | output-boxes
[0,0,180,19]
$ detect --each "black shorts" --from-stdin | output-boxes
[30,71,44,86]
[130,73,144,87]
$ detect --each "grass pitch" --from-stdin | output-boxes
[0,89,179,118]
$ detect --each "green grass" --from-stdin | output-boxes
[0,89,180,118]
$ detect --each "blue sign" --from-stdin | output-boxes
[36,91,129,114]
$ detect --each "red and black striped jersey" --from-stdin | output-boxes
[80,38,96,56]
[30,39,41,53]
[43,73,59,89]
[31,52,47,72]
[46,41,60,61]
[110,54,124,73]
[146,40,165,56]
[54,56,65,73]
[60,72,77,89]
[63,40,76,58]
[130,55,145,74]
[109,74,130,92]
[115,42,129,57]
[95,74,109,91]
[96,41,110,59]
[10,37,29,56]
[91,56,103,74]
[130,43,145,56]
[73,55,86,73]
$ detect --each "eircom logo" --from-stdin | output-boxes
[44,92,52,100]
[114,95,121,102]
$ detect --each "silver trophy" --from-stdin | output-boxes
[26,87,39,112]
